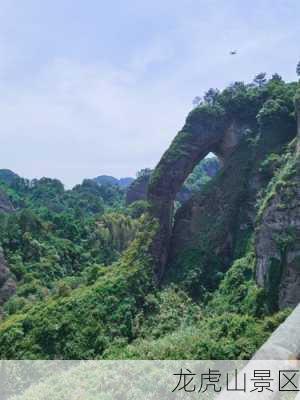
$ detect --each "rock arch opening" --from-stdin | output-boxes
[147,108,247,280]
[173,154,221,216]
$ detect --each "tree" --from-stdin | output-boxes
[192,96,202,107]
[136,168,152,179]
[203,88,220,105]
[297,61,300,77]
[270,73,283,82]
[254,73,267,87]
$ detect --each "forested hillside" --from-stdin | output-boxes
[0,73,299,359]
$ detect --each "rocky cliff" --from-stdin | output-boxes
[126,172,193,206]
[126,172,151,205]
[126,158,220,206]
[147,77,299,312]
[255,149,300,310]
[255,92,300,310]
[148,108,248,278]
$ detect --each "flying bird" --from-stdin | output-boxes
[230,50,237,55]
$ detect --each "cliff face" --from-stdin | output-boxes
[147,78,299,311]
[169,138,256,292]
[148,105,248,278]
[126,158,220,206]
[255,94,300,310]
[126,173,151,205]
[167,125,297,296]
[255,153,300,310]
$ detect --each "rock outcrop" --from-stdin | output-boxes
[126,172,192,206]
[126,158,220,206]
[255,93,300,310]
[147,105,248,278]
[169,139,255,283]
[126,173,151,205]
[147,83,298,290]
[255,145,300,310]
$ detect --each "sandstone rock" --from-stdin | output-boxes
[146,85,299,292]
[126,174,150,205]
[256,153,300,310]
[126,173,192,206]
[168,136,258,289]
[147,105,248,279]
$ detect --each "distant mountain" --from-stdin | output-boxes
[118,177,135,188]
[93,175,134,188]
[0,169,20,186]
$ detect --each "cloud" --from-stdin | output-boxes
[0,57,189,187]
[0,0,299,187]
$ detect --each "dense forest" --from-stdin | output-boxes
[0,73,299,359]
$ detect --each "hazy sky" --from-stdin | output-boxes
[0,0,300,187]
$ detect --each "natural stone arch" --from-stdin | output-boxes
[148,106,247,279]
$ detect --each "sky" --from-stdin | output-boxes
[0,0,300,187]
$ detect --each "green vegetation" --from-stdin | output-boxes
[257,139,299,221]
[0,74,298,359]
[0,215,158,358]
[184,156,220,192]
[0,176,140,318]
